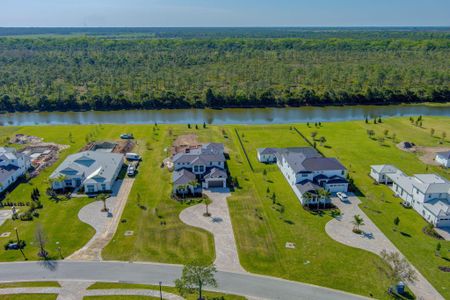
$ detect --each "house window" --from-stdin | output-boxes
[101,184,106,190]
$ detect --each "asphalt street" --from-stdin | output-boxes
[0,261,368,300]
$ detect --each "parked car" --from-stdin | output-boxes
[120,133,134,139]
[127,165,136,177]
[125,152,141,161]
[336,192,348,201]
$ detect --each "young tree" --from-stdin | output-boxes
[188,123,191,129]
[35,223,48,260]
[175,262,217,300]
[317,188,331,209]
[310,131,318,140]
[383,129,389,137]
[430,128,435,136]
[352,215,365,233]
[319,136,327,146]
[442,131,447,142]
[366,129,375,139]
[393,217,400,231]
[271,192,277,204]
[203,197,212,217]
[97,193,109,212]
[380,250,417,286]
[203,122,206,129]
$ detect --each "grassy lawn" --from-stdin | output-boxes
[1,119,448,298]
[84,296,159,300]
[88,282,246,300]
[0,282,60,288]
[1,124,214,263]
[102,125,215,264]
[0,295,57,300]
[225,125,392,299]
[298,116,450,299]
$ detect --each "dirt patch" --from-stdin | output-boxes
[80,140,135,154]
[171,134,201,155]
[396,140,450,166]
[416,146,450,166]
[20,143,69,178]
[396,141,416,152]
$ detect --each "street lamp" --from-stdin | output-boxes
[14,227,27,261]
[56,241,63,259]
[159,281,162,300]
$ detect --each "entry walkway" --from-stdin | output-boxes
[325,195,443,300]
[67,179,134,261]
[179,188,246,273]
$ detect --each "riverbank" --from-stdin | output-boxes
[1,103,449,126]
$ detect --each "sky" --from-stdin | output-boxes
[0,0,449,27]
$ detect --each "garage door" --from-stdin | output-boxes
[208,180,224,188]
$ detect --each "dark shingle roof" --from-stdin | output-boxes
[0,165,19,181]
[173,169,196,185]
[296,180,321,194]
[204,168,227,179]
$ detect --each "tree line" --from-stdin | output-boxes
[0,35,448,112]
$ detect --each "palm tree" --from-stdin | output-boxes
[302,192,314,207]
[352,215,365,233]
[97,193,109,212]
[318,188,331,209]
[203,197,212,217]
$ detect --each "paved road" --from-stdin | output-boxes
[0,261,367,300]
[326,195,443,300]
[179,188,245,273]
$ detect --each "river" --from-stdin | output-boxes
[1,104,449,126]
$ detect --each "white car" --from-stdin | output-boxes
[336,192,348,201]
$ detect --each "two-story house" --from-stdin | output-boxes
[0,147,31,193]
[370,165,450,228]
[172,143,227,193]
[258,147,348,206]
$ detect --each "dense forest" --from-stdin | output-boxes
[0,28,449,112]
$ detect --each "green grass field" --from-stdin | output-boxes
[83,296,159,300]
[0,295,57,300]
[1,117,449,299]
[88,282,246,300]
[298,117,450,299]
[0,282,60,288]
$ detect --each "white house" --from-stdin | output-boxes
[267,147,348,206]
[50,151,124,193]
[172,143,227,192]
[435,151,450,168]
[257,148,278,163]
[370,164,450,228]
[0,147,31,193]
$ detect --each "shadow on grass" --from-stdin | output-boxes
[400,231,412,238]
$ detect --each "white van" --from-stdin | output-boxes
[125,153,141,161]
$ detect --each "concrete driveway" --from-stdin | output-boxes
[179,188,245,273]
[326,195,443,300]
[67,179,135,261]
[0,209,13,227]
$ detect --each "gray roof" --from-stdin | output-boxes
[412,174,450,194]
[423,199,450,217]
[173,143,225,165]
[436,151,450,160]
[281,152,345,173]
[257,148,278,155]
[173,169,196,185]
[327,176,348,184]
[371,165,400,174]
[204,168,227,179]
[50,151,123,184]
[0,164,19,182]
[296,180,321,194]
